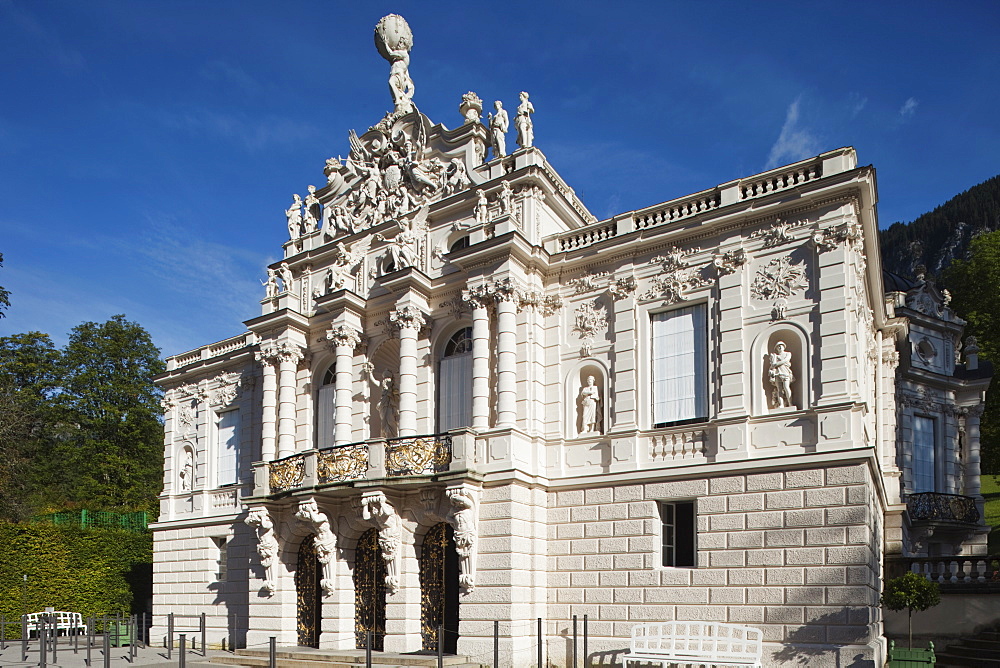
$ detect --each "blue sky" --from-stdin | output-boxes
[1,0,998,357]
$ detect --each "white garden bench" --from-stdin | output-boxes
[23,611,88,637]
[623,621,763,668]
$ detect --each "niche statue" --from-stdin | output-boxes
[768,341,795,409]
[577,375,602,435]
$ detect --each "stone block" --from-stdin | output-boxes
[614,519,646,536]
[614,485,643,502]
[805,527,847,546]
[645,479,709,499]
[600,570,628,587]
[614,587,643,603]
[570,571,599,587]
[710,550,745,567]
[785,547,824,565]
[846,485,868,505]
[825,586,870,605]
[698,496,727,514]
[584,588,612,603]
[584,521,614,538]
[826,465,866,486]
[765,568,804,585]
[766,490,804,510]
[784,469,824,488]
[599,503,629,521]
[805,487,845,507]
[746,511,784,529]
[782,624,825,643]
[556,555,584,570]
[846,526,869,545]
[728,606,764,623]
[764,529,804,547]
[628,570,660,587]
[826,546,869,565]
[746,472,784,491]
[827,626,870,644]
[629,501,659,519]
[585,488,614,504]
[746,549,784,566]
[675,605,726,621]
[557,523,585,539]
[570,505,598,522]
[557,588,585,603]
[710,587,746,604]
[805,567,846,585]
[847,566,873,586]
[826,506,868,526]
[727,530,763,549]
[765,606,804,624]
[691,569,727,586]
[728,493,765,512]
[556,490,584,507]
[626,535,657,552]
[613,553,644,570]
[659,569,692,586]
[784,509,824,527]
[570,539,599,554]
[747,587,784,604]
[710,476,746,495]
[804,606,848,625]
[785,586,825,605]
[710,513,745,531]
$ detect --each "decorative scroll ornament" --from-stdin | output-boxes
[385,434,452,476]
[712,248,747,275]
[295,498,338,596]
[160,392,176,415]
[318,443,369,483]
[609,275,637,300]
[446,487,479,593]
[245,507,280,594]
[573,299,608,356]
[568,272,610,295]
[750,217,808,248]
[640,248,711,303]
[210,372,242,407]
[812,219,864,253]
[325,324,363,351]
[750,256,809,303]
[518,290,563,316]
[269,455,305,493]
[360,491,402,595]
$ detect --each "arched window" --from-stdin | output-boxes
[437,328,473,433]
[316,364,336,449]
[449,236,470,253]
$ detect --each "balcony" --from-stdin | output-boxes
[255,431,471,497]
[907,492,981,525]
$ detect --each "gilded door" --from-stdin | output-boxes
[296,534,322,648]
[420,523,460,653]
[354,528,386,650]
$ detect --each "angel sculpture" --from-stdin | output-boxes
[262,268,279,299]
[443,158,471,196]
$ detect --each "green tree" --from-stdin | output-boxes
[881,572,941,648]
[52,315,166,512]
[0,252,10,318]
[943,230,1000,472]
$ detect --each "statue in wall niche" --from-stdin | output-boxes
[263,268,279,299]
[278,263,293,294]
[515,91,534,149]
[363,363,399,438]
[245,508,279,594]
[375,15,415,115]
[286,194,303,240]
[179,449,194,491]
[578,375,602,435]
[474,189,489,227]
[488,100,508,159]
[302,185,320,234]
[768,341,795,409]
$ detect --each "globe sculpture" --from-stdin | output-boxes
[374,15,415,114]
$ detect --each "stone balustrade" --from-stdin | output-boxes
[887,556,1000,588]
[647,426,710,461]
[633,190,721,230]
[555,221,618,252]
[167,332,258,370]
[738,159,822,200]
[906,491,980,524]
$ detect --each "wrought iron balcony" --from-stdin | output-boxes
[260,431,464,496]
[907,492,980,525]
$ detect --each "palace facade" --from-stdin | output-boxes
[151,15,990,668]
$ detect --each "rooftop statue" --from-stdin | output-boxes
[516,91,534,149]
[374,15,415,115]
[489,101,508,159]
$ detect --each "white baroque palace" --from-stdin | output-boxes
[152,15,991,668]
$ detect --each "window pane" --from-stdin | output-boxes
[652,305,708,424]
[438,352,472,432]
[675,502,696,567]
[317,384,336,449]
[912,416,936,493]
[216,410,239,487]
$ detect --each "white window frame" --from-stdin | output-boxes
[659,500,697,568]
[215,409,240,488]
[911,415,937,493]
[316,364,336,450]
[437,327,473,433]
[650,304,709,427]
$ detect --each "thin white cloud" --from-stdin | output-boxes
[0,0,85,72]
[766,97,821,169]
[899,97,918,118]
[849,92,868,119]
[157,108,319,152]
[200,60,262,95]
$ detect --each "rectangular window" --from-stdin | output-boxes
[438,353,472,432]
[212,536,228,582]
[216,410,240,487]
[912,416,936,493]
[651,305,708,426]
[317,382,336,450]
[660,501,696,567]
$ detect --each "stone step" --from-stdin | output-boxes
[214,648,482,668]
[936,652,1000,667]
[951,640,1000,655]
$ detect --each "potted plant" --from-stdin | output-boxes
[882,572,941,666]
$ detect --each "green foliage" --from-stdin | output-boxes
[0,316,165,519]
[0,524,152,627]
[882,572,941,648]
[0,252,10,318]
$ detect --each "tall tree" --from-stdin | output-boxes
[0,253,10,318]
[54,315,166,511]
[943,230,1000,472]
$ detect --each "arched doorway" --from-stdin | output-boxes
[296,535,322,648]
[420,523,460,653]
[354,528,386,650]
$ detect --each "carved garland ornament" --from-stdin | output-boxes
[640,247,712,303]
[573,299,608,356]
[750,256,809,303]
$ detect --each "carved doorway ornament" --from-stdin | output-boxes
[420,523,460,653]
[354,528,387,650]
[296,535,322,648]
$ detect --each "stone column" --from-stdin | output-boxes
[276,343,304,458]
[966,405,984,501]
[463,286,492,430]
[390,305,427,437]
[494,279,519,428]
[327,325,361,446]
[254,346,279,462]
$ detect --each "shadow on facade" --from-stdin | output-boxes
[205,518,253,650]
[770,609,873,667]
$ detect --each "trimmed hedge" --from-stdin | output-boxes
[0,523,152,624]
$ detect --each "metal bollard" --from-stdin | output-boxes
[52,615,58,664]
[201,611,207,656]
[87,619,92,667]
[22,616,27,661]
[1,611,5,650]
[103,630,111,668]
[537,618,543,668]
[179,634,187,668]
[40,619,47,668]
[572,615,577,668]
[366,630,372,668]
[494,620,499,668]
[140,611,146,648]
[437,625,443,668]
[269,636,276,668]
[583,614,588,668]
[167,612,174,659]
[130,614,136,661]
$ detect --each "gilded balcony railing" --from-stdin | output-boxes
[385,433,452,477]
[318,442,369,484]
[269,453,305,493]
[907,492,980,524]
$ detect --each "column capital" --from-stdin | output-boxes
[492,277,520,303]
[461,284,493,310]
[325,324,363,351]
[389,304,429,334]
